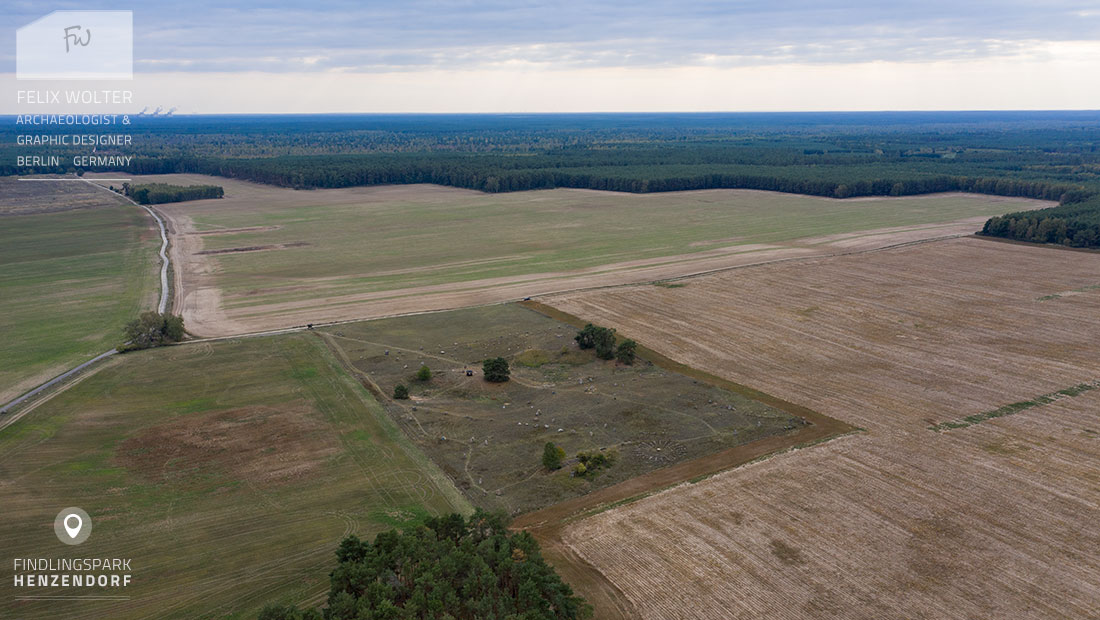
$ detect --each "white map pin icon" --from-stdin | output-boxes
[63,514,83,539]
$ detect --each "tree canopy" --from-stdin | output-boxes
[542,442,565,471]
[483,357,511,383]
[122,312,185,350]
[615,340,637,365]
[258,511,590,620]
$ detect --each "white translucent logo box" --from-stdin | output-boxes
[17,10,133,80]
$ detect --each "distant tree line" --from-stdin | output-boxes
[258,511,590,620]
[121,182,224,204]
[122,152,1081,203]
[8,114,1100,249]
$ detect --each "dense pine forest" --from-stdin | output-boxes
[258,511,590,620]
[6,112,1100,247]
[982,194,1100,247]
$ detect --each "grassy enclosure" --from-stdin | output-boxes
[318,304,801,514]
[0,198,158,405]
[0,334,469,619]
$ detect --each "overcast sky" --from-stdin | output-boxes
[3,1,1099,112]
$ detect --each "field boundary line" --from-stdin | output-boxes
[973,233,1100,255]
[309,332,474,516]
[930,380,1100,431]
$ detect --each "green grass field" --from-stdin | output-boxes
[0,334,470,619]
[181,187,1043,310]
[0,205,158,404]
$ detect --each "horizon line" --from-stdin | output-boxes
[2,109,1100,117]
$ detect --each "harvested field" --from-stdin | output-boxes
[542,238,1100,619]
[0,177,129,215]
[92,173,1052,337]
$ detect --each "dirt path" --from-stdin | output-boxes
[0,349,118,419]
[83,179,170,313]
[144,204,170,314]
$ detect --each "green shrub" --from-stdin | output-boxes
[483,357,511,382]
[616,339,637,365]
[543,442,565,470]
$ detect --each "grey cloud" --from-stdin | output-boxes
[1,1,1097,71]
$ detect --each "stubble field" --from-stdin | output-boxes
[105,173,1051,337]
[542,238,1100,619]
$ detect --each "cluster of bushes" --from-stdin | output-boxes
[575,324,636,364]
[121,182,223,204]
[258,511,590,620]
[573,450,617,478]
[541,442,618,478]
[981,194,1100,248]
[119,312,184,351]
